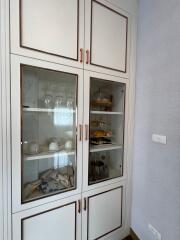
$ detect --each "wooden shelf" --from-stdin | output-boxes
[23,107,75,113]
[90,144,123,153]
[24,150,75,161]
[90,110,123,115]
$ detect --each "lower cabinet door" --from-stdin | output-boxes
[82,185,123,240]
[13,195,81,240]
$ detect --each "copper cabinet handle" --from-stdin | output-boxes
[80,48,83,63]
[78,199,81,214]
[85,124,89,141]
[79,124,83,141]
[86,50,90,64]
[84,198,87,211]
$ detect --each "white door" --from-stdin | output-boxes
[11,55,83,212]
[10,0,84,68]
[85,0,129,77]
[82,185,123,240]
[13,194,81,240]
[83,70,128,192]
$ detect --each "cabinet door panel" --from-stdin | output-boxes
[85,0,129,77]
[11,0,84,68]
[83,71,127,192]
[88,187,122,240]
[20,0,78,60]
[11,55,83,212]
[13,195,81,240]
[91,0,128,72]
[23,203,76,240]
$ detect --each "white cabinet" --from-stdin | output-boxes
[10,0,84,68]
[13,194,81,240]
[85,0,129,77]
[9,1,134,239]
[10,0,129,77]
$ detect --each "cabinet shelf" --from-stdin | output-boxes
[23,107,76,113]
[88,173,123,185]
[24,150,75,161]
[90,144,123,153]
[90,110,123,115]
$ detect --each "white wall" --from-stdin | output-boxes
[132,0,180,239]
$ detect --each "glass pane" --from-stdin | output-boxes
[89,78,125,185]
[21,65,78,203]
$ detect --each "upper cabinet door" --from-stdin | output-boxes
[10,0,84,68]
[85,0,130,77]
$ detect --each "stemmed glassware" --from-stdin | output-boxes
[54,96,64,109]
[44,95,53,109]
[42,93,74,110]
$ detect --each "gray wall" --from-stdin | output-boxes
[132,0,180,239]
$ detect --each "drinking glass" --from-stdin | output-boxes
[54,96,64,109]
[44,95,53,109]
[66,97,74,109]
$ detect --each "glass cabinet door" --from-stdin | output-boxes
[21,65,78,203]
[88,78,125,185]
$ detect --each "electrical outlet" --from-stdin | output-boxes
[152,134,167,144]
[148,224,162,240]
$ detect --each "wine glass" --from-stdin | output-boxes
[44,95,53,109]
[54,96,64,109]
[66,97,74,109]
